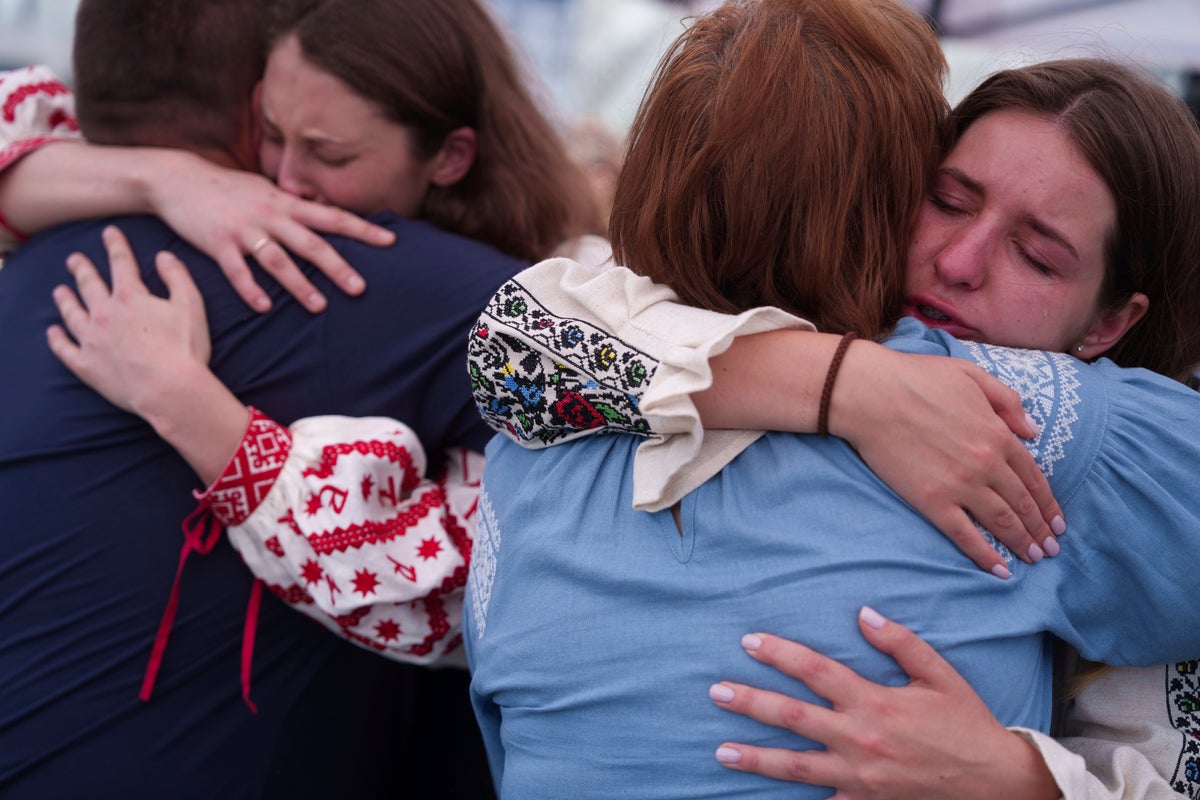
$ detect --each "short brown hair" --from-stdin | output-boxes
[951,59,1200,382]
[270,0,601,261]
[610,0,946,341]
[73,0,267,154]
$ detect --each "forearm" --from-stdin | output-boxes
[697,329,858,432]
[134,360,251,486]
[0,141,199,235]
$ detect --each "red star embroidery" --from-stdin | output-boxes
[264,536,285,557]
[352,568,381,597]
[300,559,324,585]
[304,494,323,516]
[361,474,374,500]
[375,619,402,642]
[416,537,444,561]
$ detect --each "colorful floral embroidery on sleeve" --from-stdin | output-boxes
[468,278,657,445]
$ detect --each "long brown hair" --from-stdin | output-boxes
[951,59,1200,382]
[610,0,947,341]
[269,0,601,261]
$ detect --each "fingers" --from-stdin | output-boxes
[714,741,839,786]
[739,633,867,706]
[264,225,365,303]
[856,607,965,690]
[63,249,110,311]
[247,238,327,313]
[968,365,1067,546]
[294,201,395,248]
[214,245,272,313]
[709,679,842,742]
[100,225,143,296]
[156,251,204,309]
[45,320,82,368]
[924,505,1015,578]
[51,282,92,343]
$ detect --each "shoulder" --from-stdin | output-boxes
[332,213,528,290]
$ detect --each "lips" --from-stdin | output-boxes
[902,297,979,339]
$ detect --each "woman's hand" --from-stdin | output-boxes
[145,151,396,313]
[46,225,251,483]
[47,225,211,414]
[834,343,1065,576]
[708,611,1060,800]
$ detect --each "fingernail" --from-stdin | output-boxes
[741,633,763,652]
[991,563,1012,580]
[65,253,82,268]
[1024,413,1040,436]
[859,605,887,629]
[254,295,271,312]
[1051,515,1066,536]
[709,683,735,703]
[1042,536,1060,557]
[1027,542,1044,563]
[307,292,327,312]
[346,275,365,294]
[715,746,741,765]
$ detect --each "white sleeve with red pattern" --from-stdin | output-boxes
[198,410,480,666]
[0,66,81,251]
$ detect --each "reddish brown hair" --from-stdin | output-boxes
[610,0,946,340]
[951,59,1200,382]
[269,0,601,261]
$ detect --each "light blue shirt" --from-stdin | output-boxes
[465,319,1200,799]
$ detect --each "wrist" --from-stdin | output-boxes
[134,361,251,485]
[129,148,203,215]
[826,339,883,444]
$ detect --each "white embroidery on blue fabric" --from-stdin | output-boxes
[470,488,501,638]
[960,342,1081,477]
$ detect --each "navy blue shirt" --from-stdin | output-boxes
[0,213,523,797]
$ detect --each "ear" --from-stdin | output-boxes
[1077,291,1149,359]
[428,127,477,187]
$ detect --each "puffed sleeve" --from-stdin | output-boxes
[0,66,80,251]
[468,257,811,510]
[1010,662,1197,799]
[949,337,1200,665]
[197,410,480,665]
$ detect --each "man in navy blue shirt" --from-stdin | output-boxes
[0,1,521,796]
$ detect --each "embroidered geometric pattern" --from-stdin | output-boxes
[469,278,656,446]
[961,343,1081,478]
[1167,660,1200,797]
[221,418,479,665]
[196,408,292,526]
[469,489,501,638]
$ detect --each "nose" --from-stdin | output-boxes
[932,221,989,290]
[275,147,317,201]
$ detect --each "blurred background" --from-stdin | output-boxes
[2,0,1197,150]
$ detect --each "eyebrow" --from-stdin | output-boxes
[938,167,1080,262]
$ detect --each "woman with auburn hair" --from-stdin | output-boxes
[469,55,1200,798]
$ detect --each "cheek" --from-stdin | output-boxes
[316,168,388,216]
